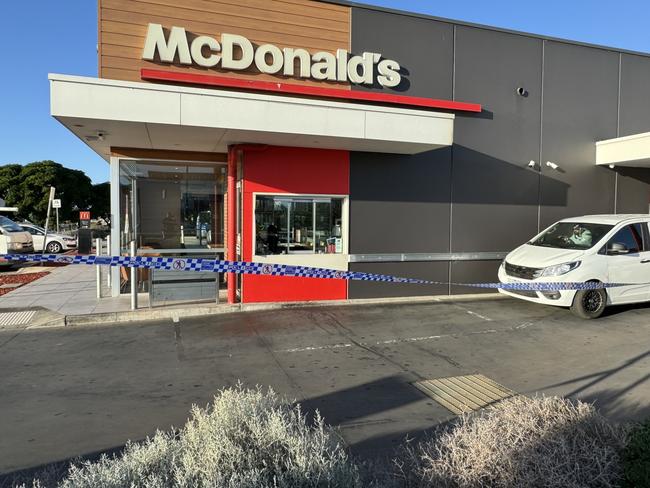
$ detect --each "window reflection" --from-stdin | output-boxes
[255,195,344,255]
[119,160,226,250]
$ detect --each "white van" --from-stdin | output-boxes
[0,215,34,264]
[498,214,650,319]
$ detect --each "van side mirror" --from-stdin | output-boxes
[607,242,629,255]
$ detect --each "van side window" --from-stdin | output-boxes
[643,223,650,251]
[631,223,648,251]
[604,225,644,254]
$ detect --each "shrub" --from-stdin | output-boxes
[27,384,360,488]
[622,418,650,487]
[395,395,625,488]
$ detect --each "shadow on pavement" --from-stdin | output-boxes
[299,374,425,426]
[1,375,432,484]
[0,445,129,488]
[540,349,650,421]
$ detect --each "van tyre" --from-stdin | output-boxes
[571,287,607,319]
[46,241,62,254]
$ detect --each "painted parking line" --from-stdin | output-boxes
[275,328,507,354]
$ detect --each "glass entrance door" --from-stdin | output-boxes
[118,159,227,301]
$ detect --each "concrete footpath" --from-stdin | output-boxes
[0,264,112,315]
[0,264,231,322]
[1,297,649,476]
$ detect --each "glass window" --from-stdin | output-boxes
[605,224,644,254]
[632,223,648,251]
[22,226,43,236]
[119,160,227,251]
[530,222,613,250]
[316,199,343,254]
[0,216,23,233]
[255,196,344,255]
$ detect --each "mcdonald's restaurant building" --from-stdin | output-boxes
[50,0,650,304]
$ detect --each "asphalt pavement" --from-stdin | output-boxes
[1,296,650,476]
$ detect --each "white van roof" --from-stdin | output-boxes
[561,214,650,225]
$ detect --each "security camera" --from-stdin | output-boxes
[528,160,536,168]
[516,87,528,97]
[609,164,615,169]
[546,161,559,170]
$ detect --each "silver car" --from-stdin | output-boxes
[19,223,77,254]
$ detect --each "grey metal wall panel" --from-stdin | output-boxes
[350,7,453,98]
[452,27,543,254]
[539,41,619,228]
[619,54,650,136]
[346,8,646,299]
[450,261,501,295]
[348,262,449,299]
[616,54,650,213]
[616,169,650,214]
[349,149,451,254]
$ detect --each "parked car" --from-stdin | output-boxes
[19,222,77,253]
[498,214,650,319]
[0,216,33,266]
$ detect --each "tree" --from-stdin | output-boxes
[90,182,111,223]
[0,161,94,224]
[0,164,23,205]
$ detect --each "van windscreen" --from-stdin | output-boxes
[529,222,613,250]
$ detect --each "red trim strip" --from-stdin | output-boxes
[141,69,482,113]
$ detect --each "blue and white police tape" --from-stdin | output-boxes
[0,253,629,291]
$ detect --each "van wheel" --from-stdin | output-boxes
[570,287,607,319]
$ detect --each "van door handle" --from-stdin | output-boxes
[641,259,650,264]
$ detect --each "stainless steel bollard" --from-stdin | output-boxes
[130,240,138,310]
[95,238,102,299]
[106,235,112,288]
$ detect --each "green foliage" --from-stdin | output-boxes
[89,182,110,223]
[0,161,100,225]
[622,418,650,488]
[0,164,23,205]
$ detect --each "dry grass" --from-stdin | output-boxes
[21,384,360,488]
[394,395,625,488]
[13,392,630,488]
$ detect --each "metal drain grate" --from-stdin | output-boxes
[413,374,516,415]
[0,310,37,327]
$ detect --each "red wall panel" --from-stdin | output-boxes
[241,146,349,303]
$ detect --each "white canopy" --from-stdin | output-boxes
[49,74,455,161]
[596,132,650,168]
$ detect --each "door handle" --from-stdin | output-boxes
[641,259,650,264]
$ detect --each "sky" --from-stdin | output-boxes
[2,0,650,184]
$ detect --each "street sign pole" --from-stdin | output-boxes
[52,199,62,234]
[42,187,56,256]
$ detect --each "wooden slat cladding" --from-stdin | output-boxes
[98,0,351,87]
